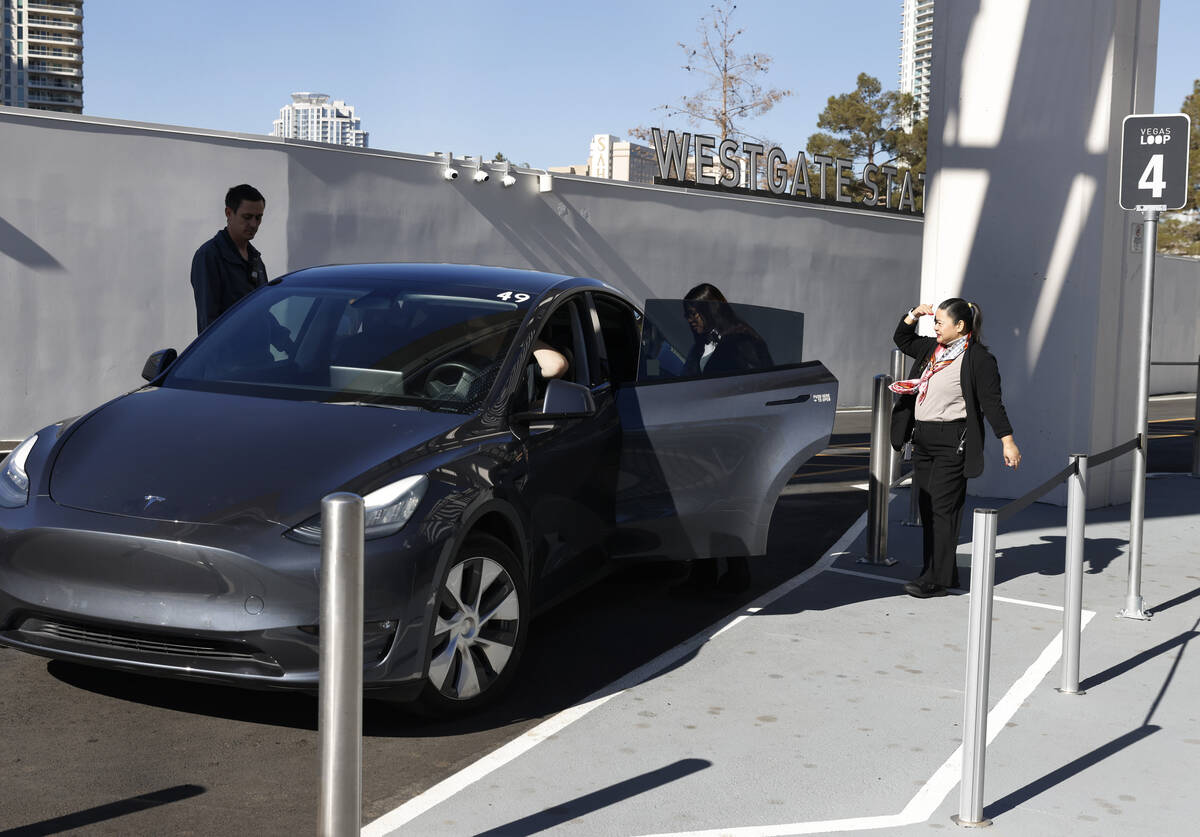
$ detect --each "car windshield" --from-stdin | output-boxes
[165,281,530,412]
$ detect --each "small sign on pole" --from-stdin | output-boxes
[1119,113,1191,211]
[1117,112,1191,621]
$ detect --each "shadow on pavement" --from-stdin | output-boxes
[985,613,1198,820]
[1079,630,1200,692]
[982,725,1161,821]
[471,758,712,837]
[1148,584,1200,615]
[0,784,205,837]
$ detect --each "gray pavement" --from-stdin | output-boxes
[362,473,1200,837]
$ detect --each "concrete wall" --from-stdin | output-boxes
[922,0,1167,505]
[1151,255,1200,393]
[2,106,1195,448]
[0,107,924,439]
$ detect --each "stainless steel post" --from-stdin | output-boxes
[954,508,998,828]
[902,448,921,527]
[1121,209,1158,621]
[888,349,906,489]
[861,374,897,566]
[318,493,365,837]
[1059,455,1087,695]
[1192,354,1200,478]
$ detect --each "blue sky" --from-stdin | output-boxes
[82,0,1198,168]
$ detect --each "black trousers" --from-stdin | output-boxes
[912,419,968,588]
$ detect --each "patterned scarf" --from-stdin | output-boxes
[889,335,969,403]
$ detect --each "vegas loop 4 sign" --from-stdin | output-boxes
[1119,113,1191,210]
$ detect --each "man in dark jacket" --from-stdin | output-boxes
[190,184,268,333]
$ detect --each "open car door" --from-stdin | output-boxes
[611,299,837,561]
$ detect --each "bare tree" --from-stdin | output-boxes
[631,1,790,145]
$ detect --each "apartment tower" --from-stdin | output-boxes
[271,92,369,148]
[2,0,84,114]
[899,0,933,130]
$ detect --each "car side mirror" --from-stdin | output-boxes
[512,379,596,423]
[141,348,178,382]
[542,379,595,417]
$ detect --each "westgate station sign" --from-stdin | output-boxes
[650,127,925,214]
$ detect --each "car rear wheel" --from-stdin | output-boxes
[417,534,527,715]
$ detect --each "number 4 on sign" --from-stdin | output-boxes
[1138,154,1166,198]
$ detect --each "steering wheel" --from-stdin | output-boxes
[424,360,482,400]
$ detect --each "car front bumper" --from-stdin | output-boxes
[0,498,449,693]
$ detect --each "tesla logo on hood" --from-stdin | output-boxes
[143,495,166,510]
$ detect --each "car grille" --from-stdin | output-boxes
[14,617,283,676]
[24,619,261,662]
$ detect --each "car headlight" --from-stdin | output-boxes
[285,474,428,544]
[0,434,38,508]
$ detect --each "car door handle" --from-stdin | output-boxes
[765,393,811,407]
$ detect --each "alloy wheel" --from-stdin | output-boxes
[427,554,521,700]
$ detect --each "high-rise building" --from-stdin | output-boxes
[586,134,657,184]
[2,0,84,114]
[272,92,368,148]
[899,0,933,130]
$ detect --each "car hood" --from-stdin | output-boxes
[49,386,465,526]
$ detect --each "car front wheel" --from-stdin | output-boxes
[418,534,528,715]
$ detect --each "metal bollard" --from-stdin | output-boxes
[1193,355,1200,478]
[902,444,921,527]
[954,508,998,828]
[888,349,906,489]
[861,374,897,566]
[318,493,365,837]
[1059,455,1087,695]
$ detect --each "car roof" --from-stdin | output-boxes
[276,263,611,299]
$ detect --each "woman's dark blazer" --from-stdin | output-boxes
[891,316,1013,479]
[682,331,774,376]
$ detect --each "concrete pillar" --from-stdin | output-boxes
[921,0,1159,504]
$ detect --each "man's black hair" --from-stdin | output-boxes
[225,184,266,212]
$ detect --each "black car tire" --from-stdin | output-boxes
[416,533,528,716]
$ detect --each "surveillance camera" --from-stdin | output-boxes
[443,167,459,181]
[501,173,517,188]
[473,169,489,183]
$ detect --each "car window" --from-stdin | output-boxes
[591,293,641,385]
[637,299,805,382]
[268,296,317,361]
[166,284,528,413]
[516,298,589,410]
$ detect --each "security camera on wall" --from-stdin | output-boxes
[499,160,517,188]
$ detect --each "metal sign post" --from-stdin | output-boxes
[1117,113,1192,621]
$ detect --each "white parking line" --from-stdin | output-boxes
[363,508,1086,836]
[633,612,1096,837]
[362,514,871,836]
[828,568,1074,613]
